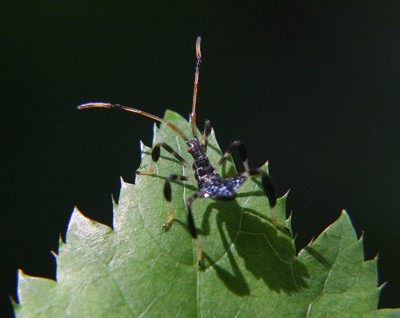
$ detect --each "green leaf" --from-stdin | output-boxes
[14,110,399,317]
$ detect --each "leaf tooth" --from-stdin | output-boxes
[66,207,113,247]
[120,176,129,191]
[50,250,58,259]
[152,122,158,144]
[358,231,365,242]
[17,269,57,308]
[283,189,291,199]
[58,233,65,246]
[378,281,387,291]
[111,195,119,213]
[286,211,293,224]
[340,209,349,217]
[139,140,150,152]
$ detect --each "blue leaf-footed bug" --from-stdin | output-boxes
[78,37,282,267]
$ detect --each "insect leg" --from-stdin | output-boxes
[243,168,282,226]
[186,192,204,267]
[137,142,192,174]
[162,174,196,230]
[215,141,250,172]
[201,119,211,153]
[247,168,277,208]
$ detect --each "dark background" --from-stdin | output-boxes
[1,1,399,316]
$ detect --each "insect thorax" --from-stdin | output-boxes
[187,138,220,187]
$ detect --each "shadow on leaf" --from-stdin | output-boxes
[200,201,309,296]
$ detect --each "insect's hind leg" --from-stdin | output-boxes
[247,168,277,209]
[162,174,196,230]
[215,140,250,171]
[244,168,287,229]
[137,142,192,175]
[217,141,284,228]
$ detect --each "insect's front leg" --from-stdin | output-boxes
[136,142,192,175]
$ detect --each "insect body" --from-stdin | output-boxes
[78,37,279,267]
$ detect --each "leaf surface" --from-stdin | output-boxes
[14,111,399,317]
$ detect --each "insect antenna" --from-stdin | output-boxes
[190,36,202,138]
[77,102,189,141]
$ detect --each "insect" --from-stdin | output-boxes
[78,37,280,267]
